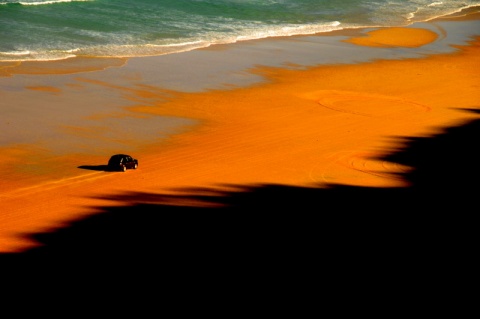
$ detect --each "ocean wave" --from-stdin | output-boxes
[0,49,76,61]
[0,0,92,6]
[406,2,480,22]
[233,21,343,42]
[1,0,479,62]
[0,50,31,56]
[0,20,347,62]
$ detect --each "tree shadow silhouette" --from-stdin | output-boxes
[2,109,479,262]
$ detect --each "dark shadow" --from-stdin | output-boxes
[77,164,111,171]
[2,109,479,264]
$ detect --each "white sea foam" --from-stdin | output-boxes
[0,49,75,61]
[156,41,204,48]
[405,12,416,21]
[233,21,343,43]
[16,0,92,5]
[1,50,31,56]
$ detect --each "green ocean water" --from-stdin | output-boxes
[1,0,479,62]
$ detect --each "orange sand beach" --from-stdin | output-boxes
[1,11,479,254]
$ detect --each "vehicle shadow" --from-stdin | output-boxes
[77,164,110,171]
[3,108,479,264]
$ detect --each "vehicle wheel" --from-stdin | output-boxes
[122,166,127,172]
[134,164,138,169]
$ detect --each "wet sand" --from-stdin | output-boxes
[1,12,479,253]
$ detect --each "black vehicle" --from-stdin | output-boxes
[108,154,138,172]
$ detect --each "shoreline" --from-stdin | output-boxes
[2,6,480,77]
[1,11,480,252]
